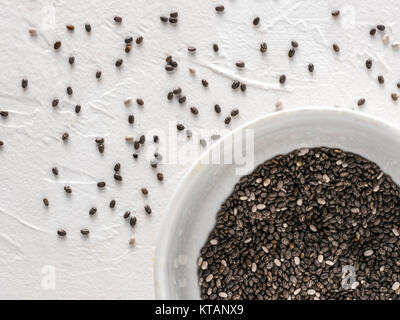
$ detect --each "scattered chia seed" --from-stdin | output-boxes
[67,86,73,95]
[279,74,286,84]
[288,48,295,58]
[0,111,8,118]
[214,104,221,114]
[130,216,137,227]
[378,75,385,84]
[53,41,62,50]
[52,98,59,107]
[96,71,102,79]
[43,198,49,207]
[202,79,209,87]
[308,63,314,73]
[370,28,376,36]
[66,24,75,31]
[198,147,400,300]
[366,59,372,69]
[331,10,340,17]
[81,229,90,236]
[231,108,239,117]
[75,105,81,114]
[136,36,143,45]
[114,173,122,181]
[69,56,75,65]
[124,211,131,219]
[188,46,197,53]
[291,40,299,48]
[215,5,225,12]
[136,98,144,106]
[115,59,123,67]
[190,106,199,115]
[357,98,366,106]
[85,23,91,32]
[224,116,231,125]
[232,81,240,89]
[253,17,260,26]
[97,181,106,188]
[110,200,116,208]
[144,205,152,215]
[177,123,185,131]
[153,135,159,143]
[52,167,59,176]
[57,229,66,237]
[141,188,149,195]
[160,16,168,22]
[62,133,69,141]
[377,24,385,31]
[114,16,122,23]
[157,172,164,181]
[333,43,340,52]
[178,96,187,104]
[64,186,72,194]
[236,61,245,68]
[392,93,398,101]
[260,42,267,53]
[21,78,28,89]
[213,44,219,52]
[89,207,97,215]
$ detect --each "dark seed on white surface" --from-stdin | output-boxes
[57,229,66,237]
[357,98,366,106]
[144,205,152,215]
[52,167,59,176]
[64,186,72,194]
[97,181,106,188]
[114,16,123,23]
[89,207,97,215]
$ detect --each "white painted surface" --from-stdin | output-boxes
[0,0,399,299]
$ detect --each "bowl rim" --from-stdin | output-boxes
[153,107,400,299]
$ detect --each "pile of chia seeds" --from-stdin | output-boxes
[198,147,400,300]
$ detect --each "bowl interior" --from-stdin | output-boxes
[155,108,400,299]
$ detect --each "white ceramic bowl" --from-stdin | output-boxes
[154,107,400,299]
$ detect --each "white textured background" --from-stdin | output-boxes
[0,0,400,299]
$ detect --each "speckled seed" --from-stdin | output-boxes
[294,257,300,265]
[129,237,136,246]
[310,225,317,232]
[251,262,257,272]
[218,292,228,298]
[392,282,400,291]
[210,239,218,245]
[81,229,89,236]
[357,98,366,106]
[274,259,281,267]
[205,274,213,282]
[363,249,374,257]
[392,228,399,237]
